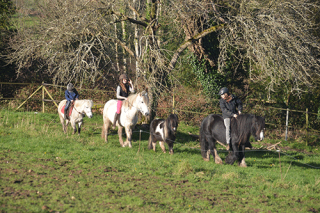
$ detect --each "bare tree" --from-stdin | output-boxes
[7,0,320,102]
[216,0,320,94]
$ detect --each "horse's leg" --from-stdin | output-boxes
[168,142,174,155]
[238,145,247,167]
[152,142,157,151]
[77,122,82,135]
[200,135,211,161]
[199,129,210,161]
[159,141,166,153]
[64,119,70,134]
[213,148,223,164]
[148,135,154,150]
[208,139,222,164]
[118,126,124,147]
[70,120,77,135]
[101,119,111,142]
[204,135,215,162]
[225,140,239,165]
[59,115,66,133]
[124,127,133,148]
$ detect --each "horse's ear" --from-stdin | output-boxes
[141,90,148,96]
[175,114,179,124]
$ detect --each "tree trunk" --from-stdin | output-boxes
[113,6,120,72]
[133,0,140,75]
[122,20,127,73]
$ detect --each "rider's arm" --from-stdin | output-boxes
[65,90,72,101]
[74,89,79,100]
[128,80,135,93]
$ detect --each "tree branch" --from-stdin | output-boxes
[169,24,225,70]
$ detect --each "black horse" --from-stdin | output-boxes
[199,114,265,167]
[148,114,179,154]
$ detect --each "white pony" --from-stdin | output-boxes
[58,99,93,135]
[101,90,149,147]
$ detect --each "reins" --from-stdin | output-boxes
[72,102,85,116]
[122,92,148,114]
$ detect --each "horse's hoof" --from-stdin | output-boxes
[239,163,247,167]
[215,160,223,164]
[226,145,230,150]
[203,157,210,162]
[169,151,173,155]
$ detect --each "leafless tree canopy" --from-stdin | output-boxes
[7,0,320,93]
[216,0,320,92]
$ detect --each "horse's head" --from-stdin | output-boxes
[136,91,149,116]
[168,114,179,133]
[252,116,265,141]
[83,100,93,118]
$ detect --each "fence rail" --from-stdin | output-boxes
[1,82,319,141]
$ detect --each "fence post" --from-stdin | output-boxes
[43,86,59,108]
[16,85,43,110]
[42,82,45,113]
[285,108,289,141]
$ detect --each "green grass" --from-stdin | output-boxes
[1,109,320,212]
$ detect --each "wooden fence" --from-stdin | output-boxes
[1,82,319,142]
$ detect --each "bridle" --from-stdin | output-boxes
[123,93,149,114]
[71,102,85,116]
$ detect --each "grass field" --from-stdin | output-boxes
[1,109,320,212]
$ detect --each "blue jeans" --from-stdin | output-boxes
[65,100,71,112]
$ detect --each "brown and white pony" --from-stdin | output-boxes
[58,99,93,135]
[148,114,179,154]
[101,90,149,147]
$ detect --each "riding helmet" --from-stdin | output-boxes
[67,83,74,91]
[119,74,129,81]
[219,87,229,96]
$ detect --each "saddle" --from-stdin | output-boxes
[61,104,74,119]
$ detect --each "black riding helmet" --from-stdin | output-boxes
[219,87,229,96]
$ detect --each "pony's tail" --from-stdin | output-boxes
[199,122,209,160]
[148,134,153,149]
[101,124,106,140]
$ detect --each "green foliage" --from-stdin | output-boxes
[0,0,15,30]
[190,54,225,99]
[173,53,199,88]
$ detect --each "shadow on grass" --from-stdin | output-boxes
[244,150,320,169]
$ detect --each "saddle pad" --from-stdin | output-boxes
[61,105,73,116]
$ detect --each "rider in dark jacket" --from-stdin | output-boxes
[219,87,243,150]
[64,83,79,120]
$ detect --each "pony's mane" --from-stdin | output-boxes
[231,114,263,144]
[74,99,93,108]
[122,91,148,110]
[123,93,138,109]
